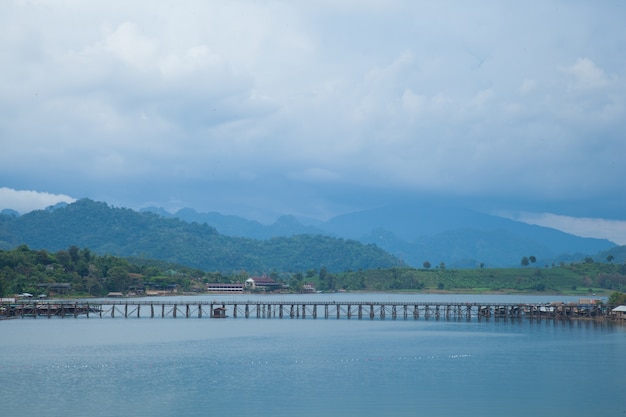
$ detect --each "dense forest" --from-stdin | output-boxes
[0,199,404,273]
[1,245,625,300]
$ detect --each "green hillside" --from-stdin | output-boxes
[0,199,403,273]
[1,245,624,298]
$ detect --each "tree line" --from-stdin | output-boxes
[2,245,626,300]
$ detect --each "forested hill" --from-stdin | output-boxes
[0,199,404,273]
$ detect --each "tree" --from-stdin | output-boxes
[521,256,530,267]
[608,291,626,305]
[607,255,614,263]
[423,261,431,269]
[529,256,536,264]
[106,266,130,292]
[319,266,327,281]
[69,245,80,264]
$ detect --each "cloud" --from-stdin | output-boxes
[288,167,342,183]
[0,1,625,231]
[564,58,609,91]
[508,212,626,246]
[0,188,76,214]
[519,79,536,94]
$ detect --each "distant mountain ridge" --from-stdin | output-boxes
[142,202,617,268]
[141,207,324,239]
[1,199,617,270]
[0,199,403,273]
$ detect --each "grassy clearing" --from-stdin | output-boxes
[331,262,625,295]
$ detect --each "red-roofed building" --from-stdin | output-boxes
[245,275,281,291]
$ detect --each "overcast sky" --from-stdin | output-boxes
[1,1,625,243]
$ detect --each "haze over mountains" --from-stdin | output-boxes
[141,200,616,268]
[0,199,403,273]
[0,198,619,271]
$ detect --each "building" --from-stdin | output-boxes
[206,283,244,293]
[612,305,626,320]
[37,283,72,295]
[212,307,227,318]
[303,283,316,293]
[245,275,281,292]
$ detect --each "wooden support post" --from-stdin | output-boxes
[199,304,203,318]
[290,305,295,318]
[245,304,250,318]
[369,304,374,320]
[173,304,177,318]
[325,305,329,319]
[313,305,317,319]
[358,304,363,319]
[380,305,385,320]
[392,305,397,319]
[413,305,419,319]
[336,304,341,319]
[347,305,351,319]
[279,305,283,319]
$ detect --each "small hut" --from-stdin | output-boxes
[611,305,626,320]
[213,307,227,318]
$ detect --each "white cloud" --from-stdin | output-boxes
[0,188,76,214]
[102,22,158,71]
[565,58,609,91]
[506,212,626,246]
[519,79,536,94]
[288,168,341,183]
[0,1,625,229]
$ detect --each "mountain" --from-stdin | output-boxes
[4,198,615,270]
[0,199,404,273]
[0,209,19,217]
[595,245,626,265]
[148,201,616,268]
[318,202,616,268]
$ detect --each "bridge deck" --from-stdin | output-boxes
[1,300,614,320]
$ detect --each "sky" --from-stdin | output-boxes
[1,1,625,244]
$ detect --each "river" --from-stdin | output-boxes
[1,293,624,416]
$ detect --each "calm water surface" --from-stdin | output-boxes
[2,294,624,416]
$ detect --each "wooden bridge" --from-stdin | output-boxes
[1,299,614,320]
